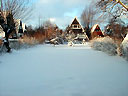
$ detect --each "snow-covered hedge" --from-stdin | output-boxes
[91,37,117,55]
[0,35,45,54]
[10,37,39,50]
[10,40,31,50]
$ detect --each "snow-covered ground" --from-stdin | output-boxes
[0,44,128,96]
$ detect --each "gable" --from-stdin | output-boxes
[69,17,85,31]
[91,24,102,33]
[95,26,101,31]
[71,18,80,25]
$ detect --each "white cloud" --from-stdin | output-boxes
[49,18,56,23]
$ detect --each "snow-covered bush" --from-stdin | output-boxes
[121,34,128,60]
[91,37,117,55]
[22,36,39,45]
[0,34,45,54]
[10,40,31,50]
[10,37,40,50]
[68,41,74,46]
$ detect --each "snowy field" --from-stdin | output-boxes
[0,44,128,96]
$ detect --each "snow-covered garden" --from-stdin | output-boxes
[0,44,128,96]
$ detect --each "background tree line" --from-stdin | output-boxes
[80,0,128,41]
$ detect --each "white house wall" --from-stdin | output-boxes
[0,26,5,38]
[14,19,26,37]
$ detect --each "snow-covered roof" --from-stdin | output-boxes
[14,19,26,33]
[124,34,128,40]
[50,37,59,42]
[122,33,128,48]
[70,17,79,25]
[91,24,100,33]
[70,17,84,32]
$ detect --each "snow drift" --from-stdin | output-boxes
[0,44,128,96]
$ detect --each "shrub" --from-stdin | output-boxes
[33,32,45,44]
[10,39,31,50]
[22,36,39,45]
[91,37,117,55]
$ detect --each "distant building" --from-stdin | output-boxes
[91,24,104,39]
[66,17,88,41]
[67,17,85,35]
[0,19,26,39]
[14,19,26,38]
[0,11,26,39]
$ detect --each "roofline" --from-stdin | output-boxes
[70,16,85,32]
[91,24,102,33]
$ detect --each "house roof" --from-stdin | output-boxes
[14,19,26,33]
[70,17,84,32]
[70,17,81,25]
[72,18,80,25]
[122,33,128,48]
[123,33,128,41]
[91,24,101,33]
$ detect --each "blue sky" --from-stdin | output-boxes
[25,0,128,30]
[27,0,93,29]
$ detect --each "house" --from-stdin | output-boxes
[66,17,88,41]
[91,24,104,39]
[0,19,26,39]
[0,11,26,39]
[67,17,84,35]
[14,19,26,38]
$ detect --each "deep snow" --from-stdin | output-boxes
[0,44,128,96]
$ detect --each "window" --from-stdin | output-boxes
[74,25,77,28]
[95,28,100,32]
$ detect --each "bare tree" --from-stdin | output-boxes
[105,17,127,39]
[81,4,97,28]
[0,0,33,21]
[96,0,128,19]
[43,20,58,40]
[81,3,97,38]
